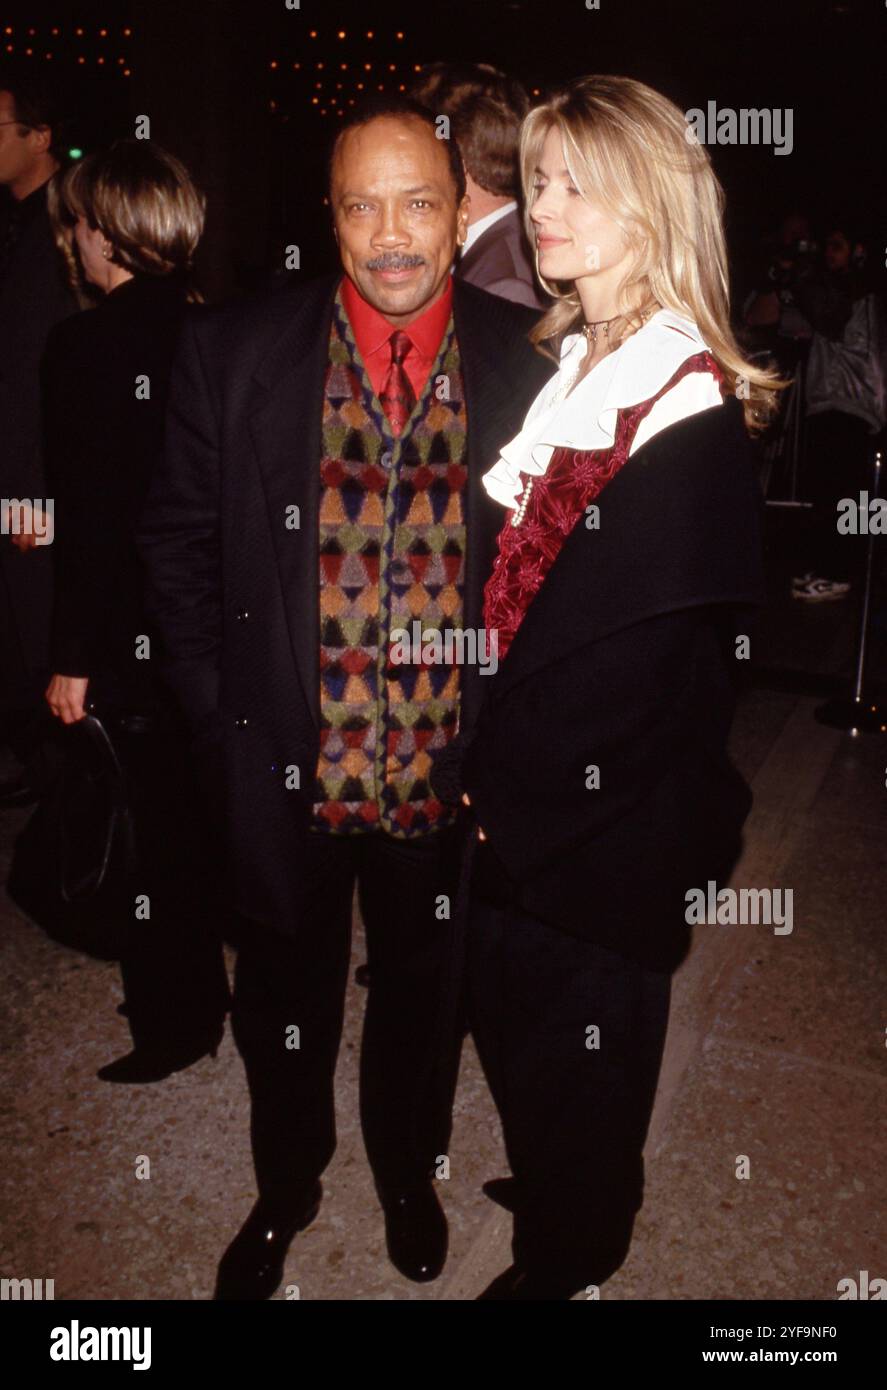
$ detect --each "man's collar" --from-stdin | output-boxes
[340,271,454,357]
[461,201,518,257]
[8,177,50,222]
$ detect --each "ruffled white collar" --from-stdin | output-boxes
[482,308,714,508]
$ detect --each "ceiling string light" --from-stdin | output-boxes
[6,24,427,108]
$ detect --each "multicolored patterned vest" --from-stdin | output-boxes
[311,288,468,837]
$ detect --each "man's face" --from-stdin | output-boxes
[0,90,45,191]
[824,231,851,274]
[331,115,469,326]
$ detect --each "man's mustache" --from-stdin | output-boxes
[365,253,426,271]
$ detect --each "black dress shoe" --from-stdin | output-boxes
[482,1176,519,1212]
[96,1027,224,1084]
[477,1264,573,1300]
[381,1181,448,1283]
[214,1184,323,1300]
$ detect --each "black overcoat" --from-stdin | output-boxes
[42,273,191,707]
[136,271,551,931]
[0,183,77,701]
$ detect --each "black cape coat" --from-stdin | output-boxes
[431,392,766,974]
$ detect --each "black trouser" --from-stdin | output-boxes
[0,541,52,742]
[231,826,462,1207]
[467,898,671,1295]
[112,716,232,1050]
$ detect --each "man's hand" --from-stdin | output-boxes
[45,674,89,724]
[4,503,53,551]
[462,792,487,840]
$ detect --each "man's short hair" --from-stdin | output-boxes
[327,93,466,206]
[411,62,530,199]
[0,64,68,161]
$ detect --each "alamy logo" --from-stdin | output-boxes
[1,1276,54,1299]
[1,497,54,544]
[49,1321,151,1370]
[836,492,887,534]
[684,103,793,156]
[836,1270,886,1299]
[388,621,499,675]
[685,882,794,934]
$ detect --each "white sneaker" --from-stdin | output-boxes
[791,575,851,601]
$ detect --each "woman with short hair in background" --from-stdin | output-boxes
[43,140,230,1083]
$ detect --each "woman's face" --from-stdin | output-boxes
[73,215,111,288]
[529,125,634,294]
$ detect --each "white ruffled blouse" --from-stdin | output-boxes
[482,308,724,510]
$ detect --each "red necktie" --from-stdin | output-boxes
[379,330,416,436]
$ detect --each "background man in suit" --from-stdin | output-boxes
[137,95,550,1300]
[412,62,548,311]
[0,69,77,805]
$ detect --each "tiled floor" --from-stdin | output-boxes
[2,617,885,1299]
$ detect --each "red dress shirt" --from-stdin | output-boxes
[340,272,453,405]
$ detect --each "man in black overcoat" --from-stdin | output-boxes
[137,95,550,1299]
[0,70,77,801]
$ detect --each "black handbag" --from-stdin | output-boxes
[6,711,139,959]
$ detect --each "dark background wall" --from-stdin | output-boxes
[1,0,884,302]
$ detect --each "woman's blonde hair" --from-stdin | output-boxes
[521,75,787,432]
[48,139,205,299]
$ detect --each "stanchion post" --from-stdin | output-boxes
[815,445,886,734]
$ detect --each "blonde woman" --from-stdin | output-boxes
[431,76,783,1299]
